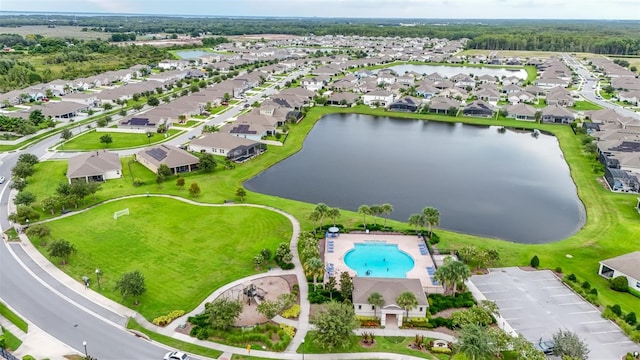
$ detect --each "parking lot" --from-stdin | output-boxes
[471,267,638,360]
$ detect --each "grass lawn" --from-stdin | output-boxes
[42,197,292,319]
[524,66,537,83]
[0,302,28,333]
[1,327,22,351]
[61,129,182,151]
[572,100,603,111]
[299,332,442,359]
[24,104,640,316]
[183,120,201,127]
[209,105,228,115]
[127,318,223,358]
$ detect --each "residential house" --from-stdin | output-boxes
[463,100,495,118]
[389,96,422,113]
[136,144,200,174]
[505,103,537,121]
[440,87,468,101]
[219,115,277,141]
[501,84,522,94]
[363,90,394,107]
[477,74,497,84]
[66,150,122,183]
[326,92,360,106]
[60,92,98,107]
[189,133,264,161]
[619,91,640,106]
[451,74,475,88]
[598,252,640,291]
[352,277,428,327]
[540,105,576,124]
[502,76,523,86]
[415,84,439,99]
[36,101,90,119]
[604,168,640,192]
[507,91,537,105]
[546,88,575,107]
[475,88,501,103]
[428,96,460,114]
[301,76,330,92]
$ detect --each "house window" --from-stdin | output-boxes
[636,281,640,289]
[419,307,423,312]
[372,306,375,310]
[358,305,361,310]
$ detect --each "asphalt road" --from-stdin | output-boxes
[0,67,307,358]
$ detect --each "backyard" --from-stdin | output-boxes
[60,129,182,150]
[41,196,292,319]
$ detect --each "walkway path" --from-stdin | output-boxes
[7,192,454,359]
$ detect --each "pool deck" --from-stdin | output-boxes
[324,233,443,293]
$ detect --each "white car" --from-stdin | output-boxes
[0,176,5,184]
[164,351,190,360]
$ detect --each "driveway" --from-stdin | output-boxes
[471,267,638,360]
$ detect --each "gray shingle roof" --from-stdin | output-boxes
[600,251,640,280]
[67,150,121,178]
[352,277,428,306]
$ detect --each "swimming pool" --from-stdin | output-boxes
[344,242,415,278]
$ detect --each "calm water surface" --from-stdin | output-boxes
[245,114,585,243]
[174,50,211,59]
[377,64,527,79]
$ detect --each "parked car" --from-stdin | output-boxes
[0,176,5,184]
[164,351,189,360]
[534,338,555,355]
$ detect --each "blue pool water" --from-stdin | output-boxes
[344,242,414,278]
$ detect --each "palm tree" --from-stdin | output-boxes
[304,257,325,291]
[369,204,382,227]
[396,291,418,321]
[408,214,425,233]
[422,207,440,237]
[381,203,393,228]
[315,203,329,229]
[358,205,371,229]
[367,292,385,320]
[327,207,341,227]
[308,210,321,234]
[434,257,471,295]
[456,323,497,360]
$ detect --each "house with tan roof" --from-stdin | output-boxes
[136,144,199,175]
[66,150,122,183]
[541,105,576,124]
[598,252,640,292]
[352,277,428,327]
[505,103,537,121]
[428,96,460,114]
[363,90,394,107]
[189,133,265,161]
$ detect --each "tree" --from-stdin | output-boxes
[304,257,324,291]
[327,207,341,226]
[339,271,353,300]
[367,292,385,320]
[478,249,500,269]
[369,204,382,226]
[236,187,247,202]
[189,182,201,198]
[434,257,471,295]
[200,153,217,173]
[10,178,27,191]
[530,255,540,268]
[358,205,371,229]
[257,299,280,319]
[325,276,337,300]
[176,177,185,190]
[408,213,425,232]
[205,297,242,330]
[314,203,329,229]
[102,102,113,111]
[422,207,440,237]
[14,191,36,206]
[511,334,547,360]
[146,96,159,106]
[11,162,35,179]
[311,301,359,350]
[552,329,590,360]
[157,164,172,178]
[48,239,76,265]
[381,203,393,228]
[41,196,59,215]
[99,134,113,147]
[451,301,498,327]
[253,253,264,269]
[456,323,498,360]
[8,205,40,225]
[115,270,146,305]
[396,291,418,320]
[25,223,51,245]
[18,153,39,166]
[61,128,73,143]
[308,210,321,233]
[260,248,272,263]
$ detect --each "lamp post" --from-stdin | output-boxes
[95,268,101,290]
[146,132,152,144]
[301,339,305,360]
[82,340,88,358]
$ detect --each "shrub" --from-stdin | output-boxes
[428,233,440,245]
[626,312,637,325]
[279,323,296,338]
[281,304,300,319]
[22,356,36,360]
[589,288,598,296]
[133,177,144,187]
[428,292,476,314]
[431,346,453,354]
[530,255,540,268]
[429,316,454,329]
[152,309,185,326]
[611,304,623,317]
[611,276,629,292]
[555,267,562,273]
[308,291,328,304]
[581,281,591,290]
[566,273,577,282]
[196,327,210,340]
[356,316,380,327]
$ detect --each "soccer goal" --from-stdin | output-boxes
[113,208,130,220]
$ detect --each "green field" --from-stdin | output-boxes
[61,129,182,150]
[23,104,640,316]
[43,197,292,319]
[572,100,603,111]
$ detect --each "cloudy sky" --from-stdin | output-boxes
[2,0,638,19]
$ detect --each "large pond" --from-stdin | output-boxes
[245,114,586,244]
[174,50,211,59]
[375,64,527,79]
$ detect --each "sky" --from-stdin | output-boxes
[1,0,638,20]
